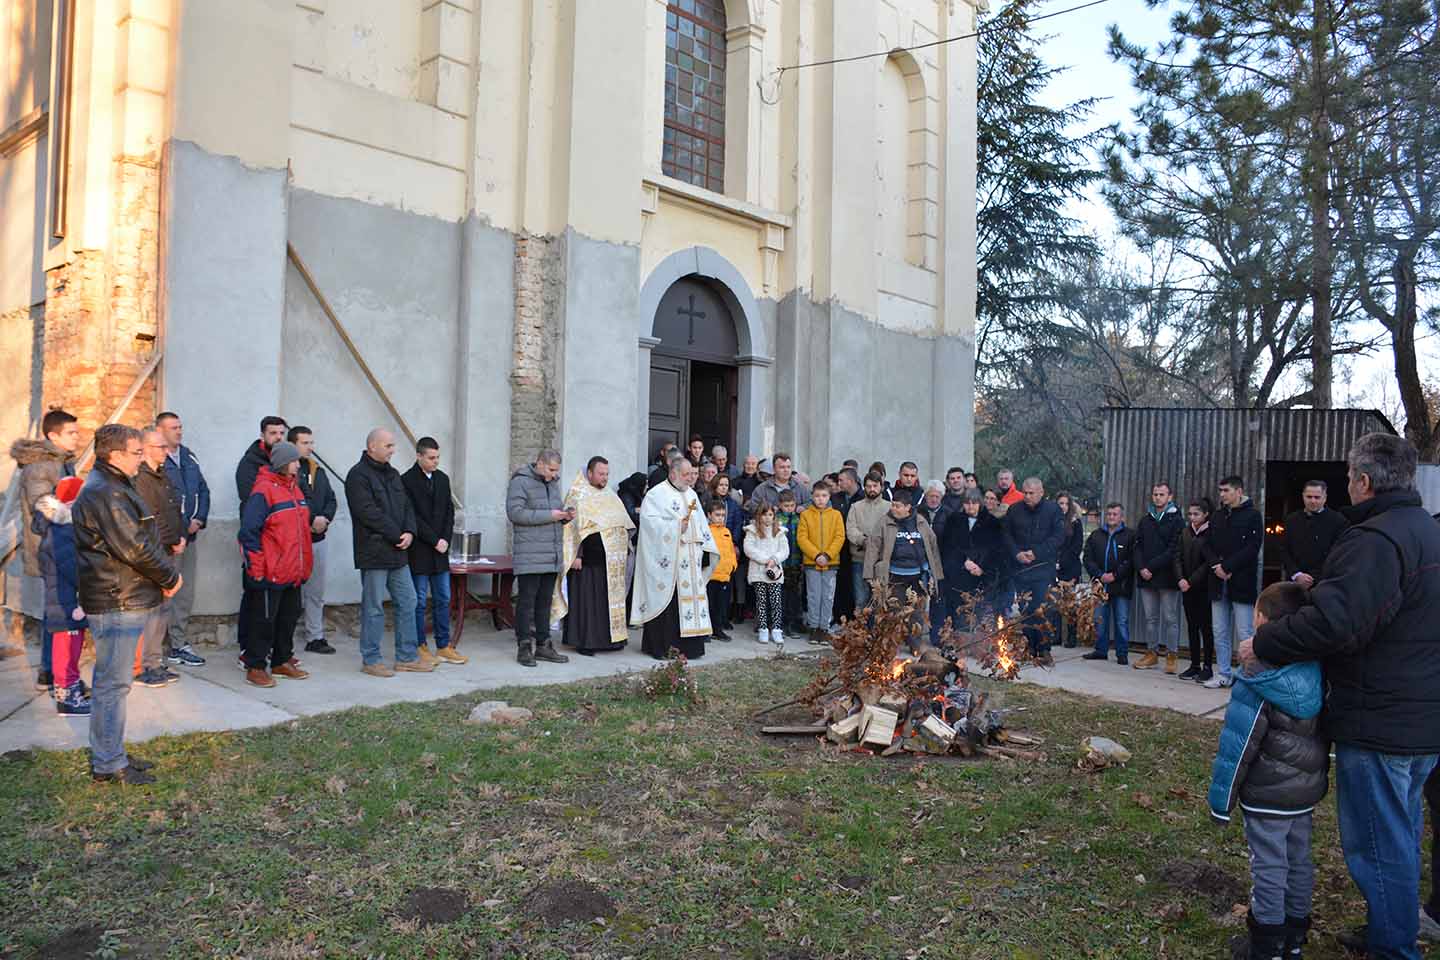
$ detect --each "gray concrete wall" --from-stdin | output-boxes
[162,139,289,616]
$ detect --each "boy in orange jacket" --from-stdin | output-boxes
[798,480,846,645]
[704,500,738,641]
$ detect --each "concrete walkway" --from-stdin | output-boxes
[0,624,1229,755]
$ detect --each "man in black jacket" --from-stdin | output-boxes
[403,436,464,666]
[345,428,427,678]
[289,427,338,655]
[74,425,181,786]
[1244,434,1440,960]
[1082,503,1136,665]
[1001,477,1065,660]
[1133,481,1183,673]
[1205,474,1262,689]
[132,428,186,687]
[1280,480,1348,588]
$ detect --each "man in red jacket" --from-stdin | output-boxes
[238,441,314,688]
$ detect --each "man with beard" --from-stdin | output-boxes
[631,455,720,659]
[845,471,890,612]
[555,456,634,655]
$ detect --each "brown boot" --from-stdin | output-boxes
[245,667,276,688]
[1164,652,1178,675]
[1133,650,1159,670]
[362,662,396,678]
[395,658,437,673]
[416,644,439,667]
[435,646,468,665]
[272,661,310,680]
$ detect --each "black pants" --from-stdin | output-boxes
[242,586,301,670]
[834,553,855,624]
[782,566,804,631]
[237,570,256,646]
[1182,588,1214,666]
[1426,763,1440,919]
[707,580,731,632]
[515,572,557,650]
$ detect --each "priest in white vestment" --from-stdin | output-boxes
[631,456,720,659]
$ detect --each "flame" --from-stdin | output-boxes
[891,660,905,679]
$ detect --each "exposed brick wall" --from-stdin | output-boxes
[509,231,564,467]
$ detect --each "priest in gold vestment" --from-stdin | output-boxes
[553,457,634,654]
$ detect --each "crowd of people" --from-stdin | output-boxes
[10,412,1440,960]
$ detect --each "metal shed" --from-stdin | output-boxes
[1100,407,1397,652]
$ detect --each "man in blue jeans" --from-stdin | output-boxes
[402,436,465,665]
[344,428,429,677]
[1245,433,1440,960]
[72,424,181,786]
[1081,503,1135,665]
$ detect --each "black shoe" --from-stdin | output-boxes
[1081,651,1107,661]
[1333,926,1367,953]
[1283,914,1310,958]
[1196,666,1214,684]
[516,646,537,668]
[1178,664,1202,681]
[713,630,732,642]
[1115,655,1129,666]
[35,669,53,692]
[1062,639,1077,648]
[535,643,570,664]
[166,645,207,666]
[304,639,336,655]
[125,755,156,772]
[92,765,156,786]
[576,648,595,656]
[135,668,172,688]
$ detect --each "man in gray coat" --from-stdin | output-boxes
[505,449,572,667]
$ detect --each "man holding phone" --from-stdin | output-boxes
[506,449,573,667]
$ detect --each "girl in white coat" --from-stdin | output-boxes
[743,504,790,645]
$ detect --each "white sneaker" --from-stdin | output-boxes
[1202,674,1233,689]
[755,629,770,644]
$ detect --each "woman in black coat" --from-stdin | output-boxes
[1174,497,1216,682]
[939,489,1005,629]
[1053,492,1086,646]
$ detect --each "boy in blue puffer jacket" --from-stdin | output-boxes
[1209,581,1327,960]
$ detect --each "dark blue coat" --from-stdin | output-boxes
[162,444,210,541]
[35,510,89,633]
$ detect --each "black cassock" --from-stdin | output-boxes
[640,593,705,661]
[564,532,625,653]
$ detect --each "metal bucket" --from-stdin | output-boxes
[449,530,483,565]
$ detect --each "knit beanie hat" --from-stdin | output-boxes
[269,441,301,471]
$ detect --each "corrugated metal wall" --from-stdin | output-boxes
[1099,408,1394,652]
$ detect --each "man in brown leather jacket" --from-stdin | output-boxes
[73,424,181,786]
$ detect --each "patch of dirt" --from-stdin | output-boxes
[1160,859,1246,914]
[2,749,35,763]
[396,886,469,926]
[525,879,617,925]
[35,924,104,959]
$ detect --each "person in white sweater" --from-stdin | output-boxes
[743,503,790,646]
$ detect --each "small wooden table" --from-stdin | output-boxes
[449,555,515,646]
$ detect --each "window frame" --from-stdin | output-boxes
[662,1,727,194]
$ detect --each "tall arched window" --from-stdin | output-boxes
[662,0,726,193]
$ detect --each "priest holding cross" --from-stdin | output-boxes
[631,453,721,660]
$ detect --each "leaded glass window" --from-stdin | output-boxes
[662,0,726,193]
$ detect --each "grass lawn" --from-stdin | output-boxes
[0,657,1401,959]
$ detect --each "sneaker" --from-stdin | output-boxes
[304,639,336,655]
[135,668,173,688]
[1133,651,1159,670]
[1177,664,1202,681]
[166,645,206,666]
[394,658,437,673]
[34,669,53,692]
[754,629,770,644]
[162,668,181,685]
[245,667,276,688]
[92,764,156,786]
[435,646,468,664]
[56,683,91,716]
[362,662,396,678]
[1081,651,1108,661]
[272,662,309,680]
[1203,673,1233,689]
[1196,666,1214,684]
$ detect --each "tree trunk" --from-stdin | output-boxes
[1390,252,1437,459]
[1308,0,1334,408]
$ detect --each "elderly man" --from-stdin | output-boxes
[74,424,181,785]
[735,453,763,502]
[1280,480,1349,588]
[506,449,572,667]
[632,455,720,659]
[1241,434,1439,960]
[345,428,428,677]
[1001,477,1065,661]
[711,444,740,480]
[132,428,186,687]
[554,455,634,655]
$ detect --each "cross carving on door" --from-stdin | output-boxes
[677,294,706,345]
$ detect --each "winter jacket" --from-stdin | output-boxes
[72,460,179,613]
[999,486,1024,507]
[1084,523,1136,599]
[162,444,210,540]
[1206,498,1263,605]
[344,452,416,571]
[1173,522,1212,593]
[797,504,845,569]
[938,509,1004,597]
[402,464,456,577]
[35,505,87,632]
[846,495,891,562]
[1208,661,1328,822]
[505,465,565,575]
[1056,517,1084,582]
[1135,502,1183,590]
[133,462,183,550]
[748,477,812,513]
[778,510,802,569]
[235,439,271,501]
[733,470,763,502]
[10,438,75,576]
[1002,498,1066,575]
[239,467,314,590]
[1280,507,1348,581]
[297,457,337,543]
[742,523,789,584]
[864,513,945,586]
[1254,490,1440,754]
[706,525,737,583]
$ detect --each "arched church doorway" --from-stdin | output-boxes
[647,276,738,462]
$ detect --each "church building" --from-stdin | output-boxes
[1,0,978,612]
